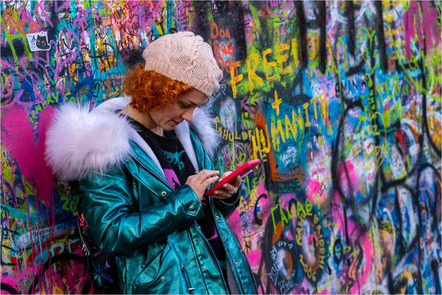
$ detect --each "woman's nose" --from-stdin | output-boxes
[181,110,193,122]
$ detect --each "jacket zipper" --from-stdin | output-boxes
[180,262,195,293]
[169,242,195,293]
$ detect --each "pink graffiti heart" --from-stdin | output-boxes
[2,106,56,206]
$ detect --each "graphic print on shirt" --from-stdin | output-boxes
[163,168,180,190]
[163,150,186,169]
[206,226,219,241]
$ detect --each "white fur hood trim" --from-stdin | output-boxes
[45,97,220,181]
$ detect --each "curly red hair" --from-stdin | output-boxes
[123,64,194,112]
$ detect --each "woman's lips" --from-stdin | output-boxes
[173,120,180,125]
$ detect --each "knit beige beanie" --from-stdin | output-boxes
[143,31,223,98]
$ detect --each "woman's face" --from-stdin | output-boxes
[149,89,208,131]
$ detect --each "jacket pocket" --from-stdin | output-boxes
[132,244,188,294]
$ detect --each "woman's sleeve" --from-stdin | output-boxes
[213,192,240,219]
[79,165,203,255]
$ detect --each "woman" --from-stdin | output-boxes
[45,31,258,294]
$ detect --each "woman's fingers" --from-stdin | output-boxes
[211,175,242,199]
[199,169,220,183]
[185,170,220,200]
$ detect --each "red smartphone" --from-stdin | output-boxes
[206,159,261,195]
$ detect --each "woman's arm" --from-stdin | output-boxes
[79,165,203,255]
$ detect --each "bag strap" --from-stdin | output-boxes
[76,212,91,277]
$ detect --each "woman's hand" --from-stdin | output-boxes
[186,170,220,201]
[210,171,242,200]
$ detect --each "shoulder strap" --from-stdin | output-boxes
[76,211,91,276]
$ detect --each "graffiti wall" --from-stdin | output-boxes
[1,0,441,294]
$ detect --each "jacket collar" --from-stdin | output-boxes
[45,97,220,181]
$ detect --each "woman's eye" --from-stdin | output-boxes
[180,103,191,109]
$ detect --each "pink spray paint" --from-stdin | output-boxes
[1,106,56,206]
[404,1,440,59]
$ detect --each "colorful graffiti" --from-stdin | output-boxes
[1,1,441,294]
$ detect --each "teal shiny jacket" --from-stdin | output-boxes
[45,97,258,294]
